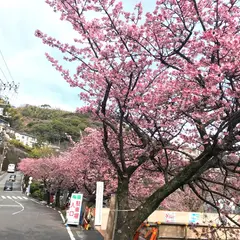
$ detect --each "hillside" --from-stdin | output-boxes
[0,143,28,171]
[5,104,96,147]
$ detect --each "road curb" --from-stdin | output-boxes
[29,198,58,210]
[58,210,66,223]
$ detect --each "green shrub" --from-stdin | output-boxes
[9,139,32,151]
[32,189,44,200]
[30,181,45,200]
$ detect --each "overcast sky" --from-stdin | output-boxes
[0,0,153,111]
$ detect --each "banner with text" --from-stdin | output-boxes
[67,193,83,225]
[164,212,176,223]
[189,213,200,224]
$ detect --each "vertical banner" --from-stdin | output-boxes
[94,181,104,226]
[67,193,83,225]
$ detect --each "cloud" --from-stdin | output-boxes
[0,0,155,112]
[0,0,80,111]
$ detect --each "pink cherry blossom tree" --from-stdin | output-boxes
[19,157,56,203]
[35,0,240,238]
[19,128,203,210]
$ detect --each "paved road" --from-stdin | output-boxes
[0,171,104,240]
[70,227,104,240]
[0,171,22,191]
[0,171,70,240]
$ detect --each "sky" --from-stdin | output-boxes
[0,0,153,112]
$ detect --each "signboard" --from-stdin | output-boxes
[164,212,176,223]
[67,193,83,225]
[189,213,200,224]
[94,181,104,226]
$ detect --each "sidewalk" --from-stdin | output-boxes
[70,227,104,240]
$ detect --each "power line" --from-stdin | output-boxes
[0,49,15,82]
[0,49,19,98]
[0,66,8,84]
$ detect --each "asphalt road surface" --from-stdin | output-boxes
[0,171,22,191]
[0,171,70,240]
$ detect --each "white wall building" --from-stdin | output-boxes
[15,132,38,148]
[0,119,10,133]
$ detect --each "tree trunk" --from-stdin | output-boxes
[46,190,50,205]
[112,177,137,240]
[55,189,61,208]
[67,188,75,199]
[112,150,218,239]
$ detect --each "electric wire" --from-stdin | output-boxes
[0,49,14,82]
[0,49,19,99]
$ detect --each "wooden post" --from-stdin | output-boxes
[105,194,117,240]
[184,224,188,239]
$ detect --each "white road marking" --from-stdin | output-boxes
[0,196,28,200]
[0,205,21,207]
[12,200,24,215]
[66,225,76,240]
[58,210,75,240]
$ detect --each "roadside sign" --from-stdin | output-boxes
[94,181,104,226]
[66,193,83,225]
[189,213,200,224]
[164,212,176,223]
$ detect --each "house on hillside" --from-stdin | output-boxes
[0,107,4,116]
[15,132,38,148]
[47,144,60,151]
[6,127,15,135]
[0,119,10,133]
[42,142,60,151]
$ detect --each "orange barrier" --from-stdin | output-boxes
[83,207,95,230]
[134,222,160,240]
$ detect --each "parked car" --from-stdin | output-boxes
[4,181,13,191]
[9,175,16,182]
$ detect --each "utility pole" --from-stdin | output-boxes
[0,129,8,171]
